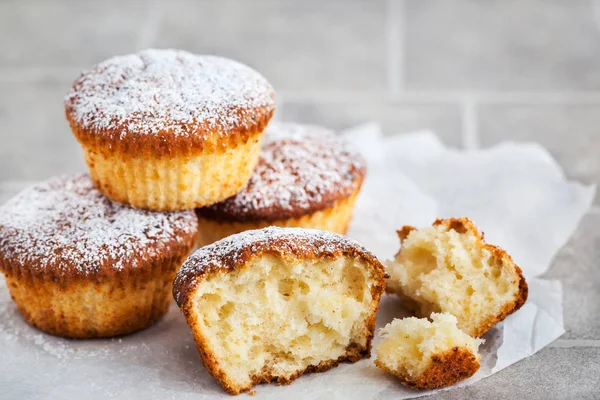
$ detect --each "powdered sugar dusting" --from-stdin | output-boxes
[174,226,374,305]
[0,279,178,362]
[187,227,362,267]
[199,122,366,221]
[0,174,197,275]
[65,49,275,136]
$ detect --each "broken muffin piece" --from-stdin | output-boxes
[173,227,386,395]
[375,312,483,390]
[386,217,528,338]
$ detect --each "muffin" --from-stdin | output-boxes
[64,49,275,211]
[173,227,386,395]
[375,313,483,390]
[195,122,366,246]
[386,217,528,337]
[0,174,198,338]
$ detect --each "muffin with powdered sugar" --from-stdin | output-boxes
[195,122,366,246]
[65,49,275,211]
[0,174,198,338]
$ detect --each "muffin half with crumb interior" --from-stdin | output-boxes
[195,122,366,246]
[173,227,386,395]
[375,313,484,389]
[0,174,198,338]
[386,217,528,338]
[65,48,275,211]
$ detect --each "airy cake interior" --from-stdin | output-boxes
[386,223,521,337]
[189,254,378,391]
[375,313,483,380]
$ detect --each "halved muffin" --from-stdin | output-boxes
[173,227,386,394]
[375,313,483,389]
[195,122,366,246]
[386,217,528,337]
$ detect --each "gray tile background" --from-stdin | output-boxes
[0,0,599,398]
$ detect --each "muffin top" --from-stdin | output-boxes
[64,49,275,154]
[173,226,384,306]
[196,122,367,222]
[0,174,198,279]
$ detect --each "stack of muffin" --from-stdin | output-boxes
[0,49,528,396]
[0,49,366,339]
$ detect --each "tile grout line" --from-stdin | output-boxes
[454,91,600,104]
[0,0,162,86]
[136,0,163,49]
[213,90,600,105]
[473,91,600,104]
[549,339,600,348]
[461,96,479,150]
[591,0,600,32]
[386,0,404,98]
[4,62,600,106]
[276,90,463,104]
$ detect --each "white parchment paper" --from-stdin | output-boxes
[0,126,595,399]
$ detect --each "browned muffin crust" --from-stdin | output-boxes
[375,346,480,390]
[0,174,198,338]
[219,343,370,395]
[195,189,362,247]
[392,217,528,338]
[64,49,275,157]
[0,173,198,283]
[173,227,386,395]
[196,122,366,223]
[174,227,384,307]
[3,250,190,338]
[188,311,376,395]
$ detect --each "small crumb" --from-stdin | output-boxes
[248,390,256,396]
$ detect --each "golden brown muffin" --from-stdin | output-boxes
[0,174,198,338]
[173,227,386,395]
[195,122,366,246]
[64,49,275,211]
[386,217,528,338]
[375,313,483,390]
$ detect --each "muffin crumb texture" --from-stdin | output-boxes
[174,227,386,394]
[386,217,528,337]
[375,313,483,389]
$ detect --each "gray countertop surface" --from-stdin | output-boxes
[1,0,599,399]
